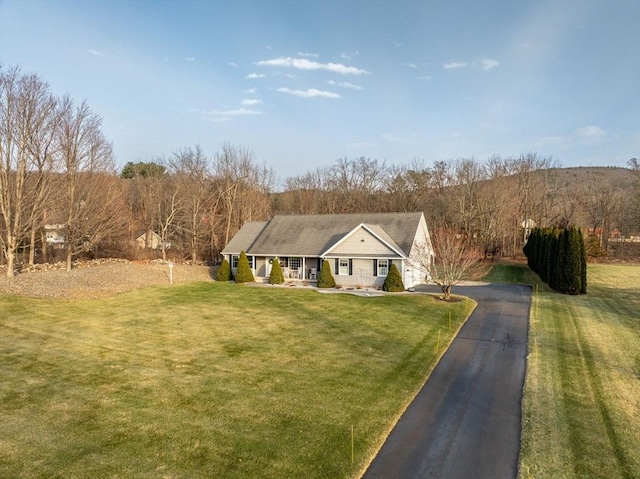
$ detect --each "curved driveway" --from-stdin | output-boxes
[363,283,531,479]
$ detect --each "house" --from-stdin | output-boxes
[135,230,170,250]
[44,223,66,248]
[221,212,434,289]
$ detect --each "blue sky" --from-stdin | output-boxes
[1,0,639,180]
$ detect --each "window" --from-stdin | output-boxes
[339,258,349,276]
[378,259,389,276]
[231,255,239,269]
[289,257,301,270]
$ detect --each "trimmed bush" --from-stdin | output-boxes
[235,251,255,283]
[269,258,285,285]
[382,263,405,292]
[317,259,336,288]
[216,258,232,281]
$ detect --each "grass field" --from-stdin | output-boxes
[486,262,640,479]
[0,283,472,478]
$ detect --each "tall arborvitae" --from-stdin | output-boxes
[235,251,255,283]
[523,225,588,295]
[579,227,588,294]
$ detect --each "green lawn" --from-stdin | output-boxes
[0,283,472,479]
[486,262,640,479]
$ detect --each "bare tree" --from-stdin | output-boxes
[0,66,58,276]
[57,96,117,271]
[409,228,485,300]
[170,145,212,262]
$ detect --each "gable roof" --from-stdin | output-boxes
[322,223,406,257]
[222,212,424,257]
[222,221,269,254]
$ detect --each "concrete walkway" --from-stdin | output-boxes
[363,283,531,479]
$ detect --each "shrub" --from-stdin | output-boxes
[317,259,336,288]
[269,258,285,285]
[235,251,255,283]
[383,263,405,292]
[216,258,232,281]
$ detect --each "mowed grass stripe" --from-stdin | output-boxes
[0,282,471,479]
[489,262,640,479]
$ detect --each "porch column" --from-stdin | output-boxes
[302,257,306,279]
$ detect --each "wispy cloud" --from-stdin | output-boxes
[402,62,418,68]
[327,80,363,90]
[202,108,262,122]
[246,73,265,79]
[341,50,360,60]
[245,88,257,94]
[88,49,105,57]
[444,59,500,71]
[418,75,432,81]
[476,59,499,70]
[162,56,170,63]
[256,57,370,75]
[185,57,195,62]
[229,62,238,67]
[241,98,262,106]
[443,62,467,69]
[576,125,605,142]
[277,87,340,99]
[298,52,319,58]
[381,132,411,143]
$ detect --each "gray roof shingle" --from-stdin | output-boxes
[222,212,423,257]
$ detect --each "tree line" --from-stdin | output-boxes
[2,65,639,277]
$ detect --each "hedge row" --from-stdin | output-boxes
[523,226,587,295]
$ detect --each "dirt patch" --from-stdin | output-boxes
[0,260,213,300]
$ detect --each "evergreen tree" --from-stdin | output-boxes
[235,251,255,283]
[579,227,588,294]
[269,258,285,285]
[216,258,232,281]
[317,259,336,288]
[382,263,405,292]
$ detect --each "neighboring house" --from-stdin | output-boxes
[44,223,66,248]
[221,212,434,289]
[135,230,171,250]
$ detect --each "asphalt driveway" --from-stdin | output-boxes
[363,283,531,479]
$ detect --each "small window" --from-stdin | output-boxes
[338,258,349,276]
[378,259,389,276]
[231,255,239,269]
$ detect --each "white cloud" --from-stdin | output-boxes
[418,75,432,81]
[245,88,257,94]
[185,57,195,62]
[402,63,417,68]
[327,80,363,90]
[229,62,238,67]
[477,59,499,70]
[88,49,105,57]
[246,73,265,79]
[576,125,605,140]
[241,98,262,106]
[256,57,370,75]
[277,87,340,99]
[298,52,319,58]
[443,62,467,69]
